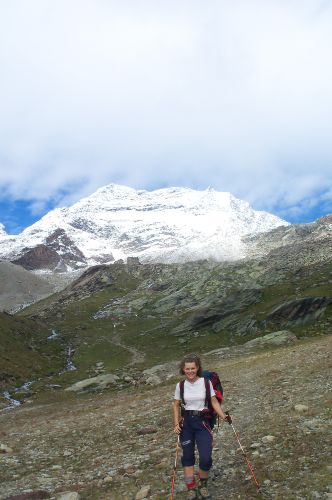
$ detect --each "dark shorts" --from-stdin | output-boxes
[180,415,213,470]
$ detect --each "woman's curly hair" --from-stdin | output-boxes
[179,353,203,376]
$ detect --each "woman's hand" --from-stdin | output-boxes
[173,422,182,434]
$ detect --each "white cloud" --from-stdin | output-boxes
[0,0,331,221]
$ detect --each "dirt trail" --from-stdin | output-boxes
[0,335,331,499]
[111,330,145,366]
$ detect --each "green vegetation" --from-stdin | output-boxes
[1,253,330,397]
[0,312,64,391]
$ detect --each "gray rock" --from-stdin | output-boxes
[0,443,13,453]
[135,485,151,499]
[145,375,162,386]
[250,442,262,449]
[294,404,309,412]
[142,362,178,378]
[55,493,80,500]
[244,330,297,347]
[137,427,157,435]
[262,435,276,444]
[65,373,119,392]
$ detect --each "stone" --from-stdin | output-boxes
[55,493,80,500]
[244,330,297,348]
[65,373,119,392]
[0,443,13,453]
[137,427,157,435]
[262,435,276,444]
[250,442,262,449]
[135,485,151,499]
[294,404,309,412]
[155,461,169,469]
[145,375,162,386]
[103,476,113,483]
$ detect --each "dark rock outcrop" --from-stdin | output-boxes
[268,296,332,325]
[12,229,88,271]
[12,245,60,271]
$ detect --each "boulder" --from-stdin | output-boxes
[135,485,151,499]
[55,493,80,500]
[65,373,119,392]
[261,435,276,444]
[0,443,13,453]
[145,375,162,386]
[137,427,157,435]
[294,404,309,412]
[244,330,297,348]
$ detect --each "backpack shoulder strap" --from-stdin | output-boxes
[179,380,185,405]
[204,377,211,407]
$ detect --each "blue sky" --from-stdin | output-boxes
[0,0,331,234]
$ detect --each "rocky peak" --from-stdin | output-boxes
[316,213,332,225]
[0,184,290,269]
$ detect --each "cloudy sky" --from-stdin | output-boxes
[0,0,331,233]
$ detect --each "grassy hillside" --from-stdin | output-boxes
[4,249,328,398]
[0,312,64,390]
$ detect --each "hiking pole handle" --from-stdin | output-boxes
[225,411,232,425]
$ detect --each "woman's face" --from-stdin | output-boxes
[183,362,199,381]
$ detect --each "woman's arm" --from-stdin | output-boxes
[210,396,227,421]
[172,399,182,434]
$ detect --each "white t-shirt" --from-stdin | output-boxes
[174,377,215,411]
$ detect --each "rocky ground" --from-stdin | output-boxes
[0,334,331,500]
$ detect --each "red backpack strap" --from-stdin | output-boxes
[204,377,211,407]
[179,380,185,405]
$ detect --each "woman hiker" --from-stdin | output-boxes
[172,353,228,499]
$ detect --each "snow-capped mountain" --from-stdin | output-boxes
[0,184,289,271]
[0,223,7,237]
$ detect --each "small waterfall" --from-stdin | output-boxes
[59,346,77,374]
[1,391,21,412]
[48,329,59,340]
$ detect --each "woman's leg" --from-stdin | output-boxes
[195,420,213,498]
[195,421,213,472]
[181,419,197,493]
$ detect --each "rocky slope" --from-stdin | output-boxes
[0,261,83,314]
[245,214,332,263]
[0,184,288,270]
[0,334,331,499]
[0,218,328,404]
[0,261,54,313]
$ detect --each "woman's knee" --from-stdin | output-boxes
[199,455,212,471]
[181,436,195,467]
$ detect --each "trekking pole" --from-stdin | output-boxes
[170,434,180,500]
[225,411,260,489]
